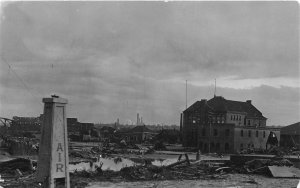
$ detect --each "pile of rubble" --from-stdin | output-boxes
[119,162,227,181]
[1,136,39,156]
[0,158,36,175]
[1,152,299,188]
[69,150,96,160]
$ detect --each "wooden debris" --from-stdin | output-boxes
[268,166,300,178]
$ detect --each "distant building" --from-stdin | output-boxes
[67,118,94,134]
[154,129,181,144]
[67,118,79,132]
[98,126,116,141]
[67,118,94,141]
[182,96,280,153]
[280,122,300,149]
[11,114,43,133]
[117,125,158,144]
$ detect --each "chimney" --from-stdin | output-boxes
[201,99,207,104]
[137,113,140,125]
[246,100,252,104]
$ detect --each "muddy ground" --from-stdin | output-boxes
[86,174,299,188]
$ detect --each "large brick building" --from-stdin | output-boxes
[67,118,94,133]
[181,96,280,153]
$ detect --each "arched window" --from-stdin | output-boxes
[225,129,230,137]
[213,129,218,136]
[210,142,215,151]
[204,143,208,152]
[225,143,229,152]
[216,143,220,151]
[199,142,203,150]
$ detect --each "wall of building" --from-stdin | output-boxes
[197,123,235,153]
[182,111,201,147]
[226,112,246,126]
[243,117,266,127]
[67,118,94,134]
[233,127,280,152]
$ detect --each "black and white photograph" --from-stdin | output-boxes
[0,1,299,187]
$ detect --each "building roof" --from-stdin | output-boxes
[185,96,266,119]
[116,127,131,133]
[184,100,212,113]
[281,122,300,135]
[130,125,155,133]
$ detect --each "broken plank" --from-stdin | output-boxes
[268,166,300,178]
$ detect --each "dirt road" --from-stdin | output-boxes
[86,174,299,188]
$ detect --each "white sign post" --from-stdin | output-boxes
[36,96,70,188]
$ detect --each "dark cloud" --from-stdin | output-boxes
[0,2,299,125]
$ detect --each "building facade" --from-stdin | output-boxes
[182,96,280,153]
[67,118,94,134]
[117,125,158,144]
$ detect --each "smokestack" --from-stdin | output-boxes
[137,113,140,125]
[141,117,143,124]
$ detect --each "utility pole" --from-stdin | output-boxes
[214,78,216,97]
[208,117,211,154]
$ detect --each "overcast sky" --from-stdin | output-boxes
[0,1,299,126]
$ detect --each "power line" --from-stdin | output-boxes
[2,57,43,107]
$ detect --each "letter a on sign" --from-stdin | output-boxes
[57,143,63,152]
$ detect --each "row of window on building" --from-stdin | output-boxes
[191,117,226,124]
[230,115,260,127]
[201,128,230,137]
[231,115,241,121]
[189,115,260,127]
[240,129,266,138]
[200,128,267,138]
